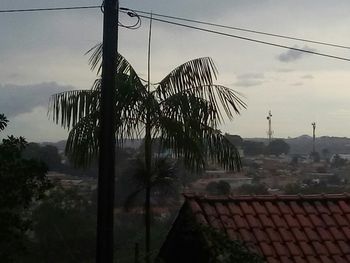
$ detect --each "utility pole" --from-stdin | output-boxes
[312,122,316,153]
[267,110,273,142]
[96,0,118,263]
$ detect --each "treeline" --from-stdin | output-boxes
[22,142,98,177]
[225,134,290,156]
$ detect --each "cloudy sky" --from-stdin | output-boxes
[1,0,350,142]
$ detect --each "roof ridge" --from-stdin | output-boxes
[183,193,350,202]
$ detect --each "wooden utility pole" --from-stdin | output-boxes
[96,0,118,263]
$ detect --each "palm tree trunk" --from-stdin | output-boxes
[144,13,153,263]
[145,184,151,263]
[144,120,152,263]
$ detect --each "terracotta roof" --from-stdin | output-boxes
[184,193,350,263]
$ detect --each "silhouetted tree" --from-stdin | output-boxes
[23,143,62,171]
[116,157,180,209]
[0,116,51,262]
[237,184,268,195]
[322,148,330,161]
[266,139,290,156]
[331,154,347,168]
[206,181,231,195]
[28,186,96,263]
[242,141,265,156]
[225,134,243,147]
[50,47,245,260]
[290,155,299,166]
[0,114,8,131]
[310,151,320,162]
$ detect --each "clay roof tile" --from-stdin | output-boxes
[240,201,255,215]
[333,214,348,227]
[260,242,275,257]
[325,241,341,255]
[304,227,319,241]
[182,194,350,263]
[338,200,350,213]
[266,201,281,215]
[327,201,343,214]
[252,201,268,214]
[329,227,346,241]
[291,201,305,215]
[337,241,350,254]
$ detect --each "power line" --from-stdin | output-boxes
[0,5,100,13]
[121,8,350,50]
[2,4,350,51]
[123,11,350,63]
[1,4,350,62]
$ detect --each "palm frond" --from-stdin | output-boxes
[158,117,241,171]
[49,89,99,129]
[157,117,206,171]
[150,157,176,184]
[87,43,147,84]
[158,91,220,129]
[204,126,242,170]
[86,43,103,74]
[157,84,246,124]
[65,113,99,167]
[156,57,217,97]
[50,49,148,166]
[123,187,145,211]
[0,114,8,131]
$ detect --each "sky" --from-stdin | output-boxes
[1,0,350,142]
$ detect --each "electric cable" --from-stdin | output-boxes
[122,11,350,63]
[0,5,100,13]
[120,7,350,50]
[1,5,350,62]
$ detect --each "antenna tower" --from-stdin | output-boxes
[312,122,316,153]
[267,110,273,142]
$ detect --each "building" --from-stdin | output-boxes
[158,194,350,263]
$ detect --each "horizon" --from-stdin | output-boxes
[2,1,350,141]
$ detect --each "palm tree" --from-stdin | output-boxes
[50,46,246,261]
[0,114,8,131]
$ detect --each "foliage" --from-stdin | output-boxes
[0,116,51,262]
[284,183,349,194]
[201,225,265,263]
[115,211,178,263]
[121,157,180,209]
[50,47,245,259]
[0,113,8,131]
[236,184,268,195]
[22,143,62,171]
[331,154,347,168]
[50,48,245,171]
[266,139,290,156]
[310,151,320,162]
[242,141,265,156]
[322,148,330,160]
[25,186,96,263]
[206,181,231,195]
[290,155,299,166]
[225,134,243,147]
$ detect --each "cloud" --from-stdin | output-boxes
[234,73,265,87]
[301,74,314,79]
[237,73,265,80]
[0,82,72,117]
[276,68,294,73]
[291,82,303,86]
[0,106,68,142]
[277,45,317,62]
